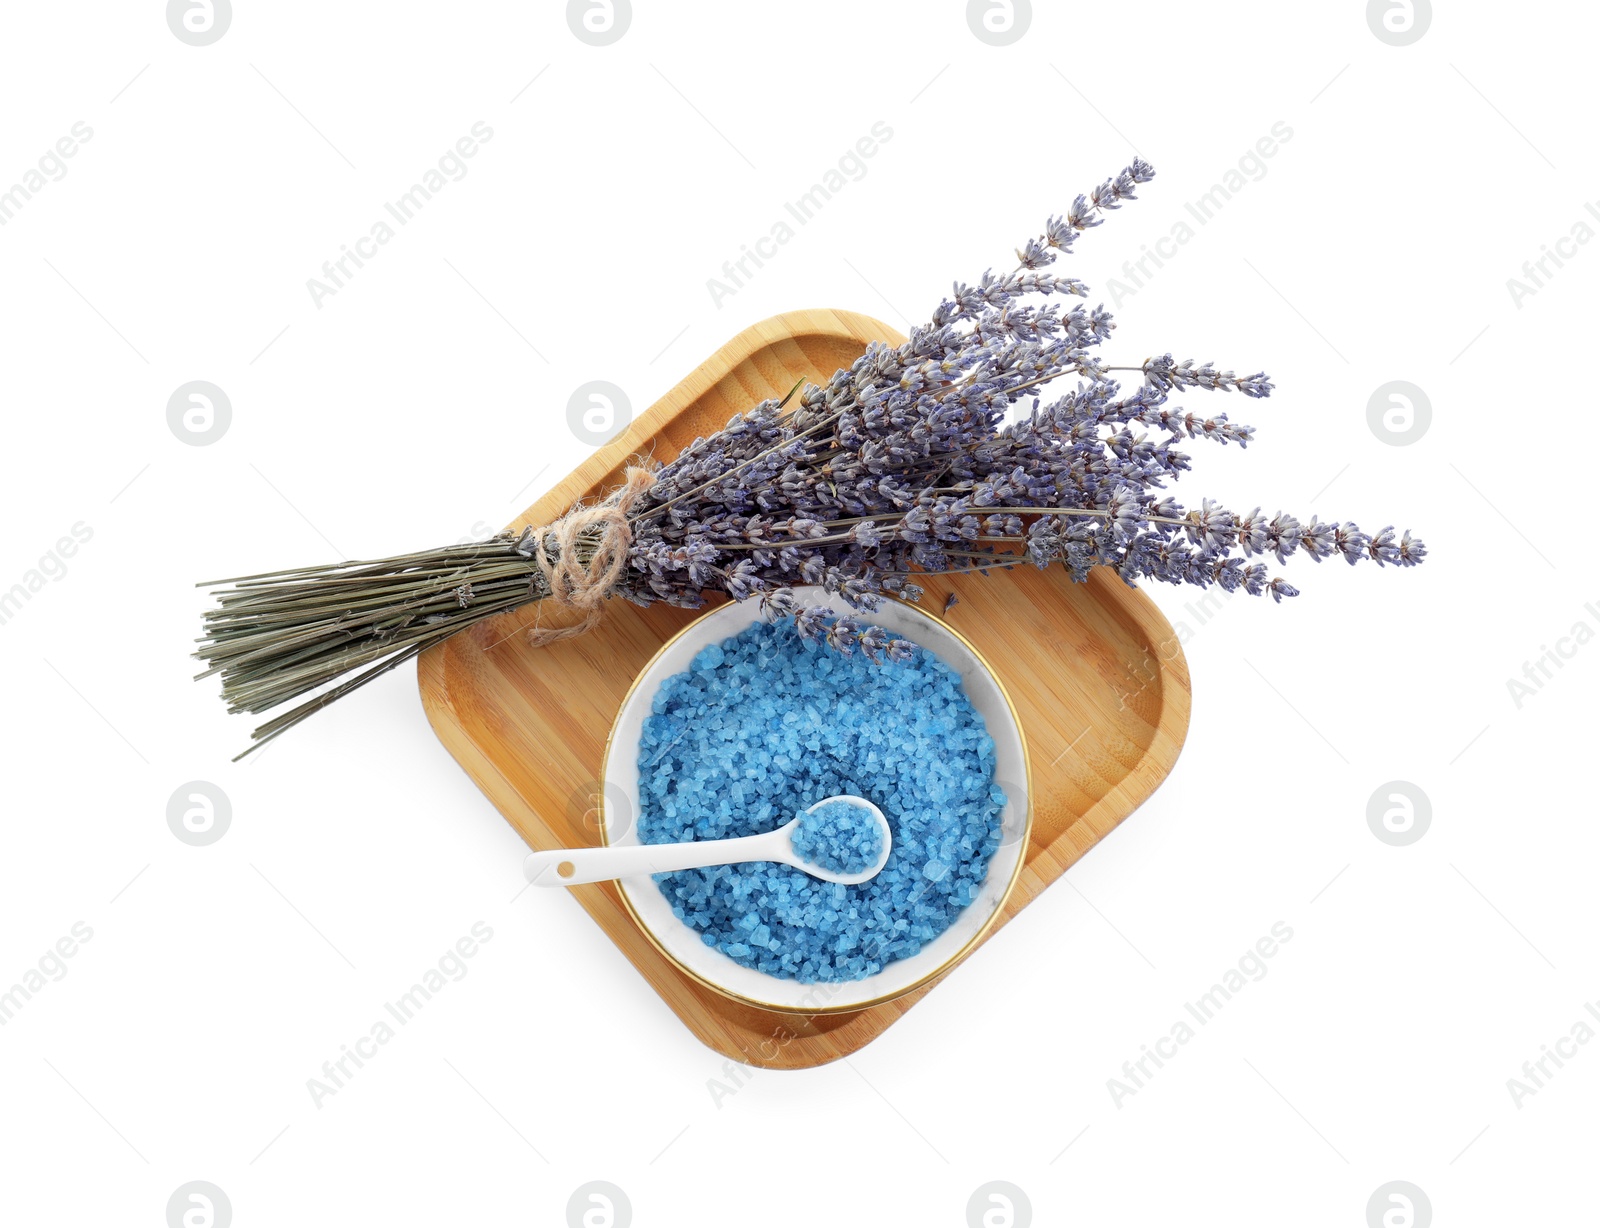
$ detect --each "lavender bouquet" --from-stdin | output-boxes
[197,159,1424,755]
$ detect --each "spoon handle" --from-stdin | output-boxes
[523,830,786,887]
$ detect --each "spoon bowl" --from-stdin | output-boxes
[785,796,893,886]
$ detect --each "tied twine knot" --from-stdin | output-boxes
[522,465,655,646]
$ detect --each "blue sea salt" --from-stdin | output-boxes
[636,618,1005,984]
[791,798,884,876]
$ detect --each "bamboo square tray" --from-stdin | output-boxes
[418,309,1190,1069]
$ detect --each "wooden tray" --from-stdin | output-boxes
[418,308,1190,1069]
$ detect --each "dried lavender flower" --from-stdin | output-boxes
[196,156,1424,753]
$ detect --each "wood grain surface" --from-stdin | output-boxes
[417,308,1190,1068]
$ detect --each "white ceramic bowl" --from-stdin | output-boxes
[600,586,1031,1014]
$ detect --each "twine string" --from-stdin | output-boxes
[525,465,655,646]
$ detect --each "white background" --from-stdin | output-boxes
[1,2,1594,1225]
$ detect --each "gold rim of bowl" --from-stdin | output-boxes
[598,597,1035,1016]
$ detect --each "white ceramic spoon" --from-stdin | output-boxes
[522,795,892,888]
